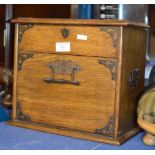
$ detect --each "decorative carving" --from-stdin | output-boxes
[43,59,80,85]
[19,24,33,42]
[95,116,114,137]
[98,59,117,80]
[128,68,141,88]
[117,130,125,137]
[18,53,34,71]
[100,27,118,48]
[16,101,31,122]
[61,28,70,38]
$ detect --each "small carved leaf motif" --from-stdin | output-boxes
[95,116,114,137]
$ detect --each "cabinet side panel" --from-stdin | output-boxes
[118,27,147,137]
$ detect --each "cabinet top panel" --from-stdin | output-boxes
[12,18,150,28]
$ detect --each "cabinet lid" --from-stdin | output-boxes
[12,18,150,28]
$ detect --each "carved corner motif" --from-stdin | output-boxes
[16,101,31,122]
[18,53,34,71]
[95,116,114,137]
[98,59,117,80]
[100,27,118,48]
[117,130,125,137]
[19,24,33,42]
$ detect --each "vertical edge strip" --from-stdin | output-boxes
[114,26,123,138]
[12,23,19,120]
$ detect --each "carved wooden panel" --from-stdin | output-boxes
[18,25,118,58]
[17,53,116,134]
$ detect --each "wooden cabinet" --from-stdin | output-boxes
[8,18,148,145]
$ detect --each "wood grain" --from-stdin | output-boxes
[12,23,19,119]
[17,53,116,133]
[113,26,123,138]
[12,18,150,28]
[19,25,118,58]
[117,27,147,137]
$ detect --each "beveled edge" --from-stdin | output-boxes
[11,18,150,28]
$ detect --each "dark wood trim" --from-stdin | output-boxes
[114,26,123,138]
[5,4,13,68]
[0,4,5,66]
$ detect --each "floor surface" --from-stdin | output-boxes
[0,122,154,150]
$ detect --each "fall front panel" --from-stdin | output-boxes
[16,53,116,137]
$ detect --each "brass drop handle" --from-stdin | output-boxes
[43,78,80,85]
[43,59,80,86]
[61,28,70,38]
